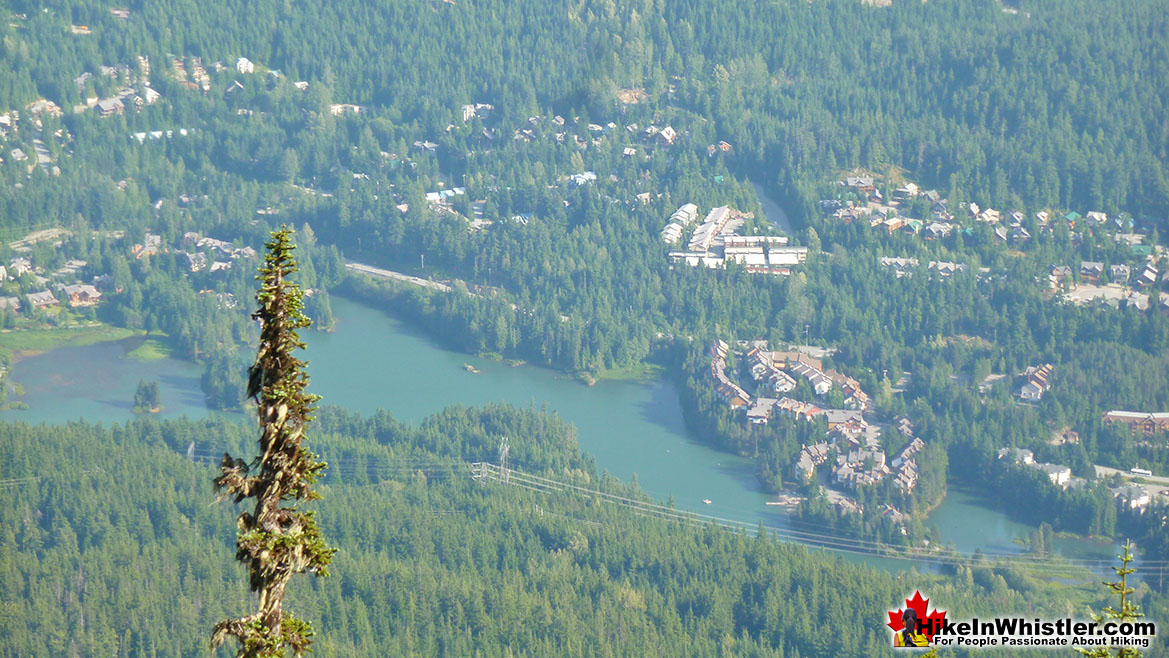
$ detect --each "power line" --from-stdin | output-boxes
[476,462,1169,575]
[179,445,1163,574]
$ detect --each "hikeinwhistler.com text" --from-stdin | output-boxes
[922,617,1155,649]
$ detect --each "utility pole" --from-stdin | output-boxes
[498,437,510,485]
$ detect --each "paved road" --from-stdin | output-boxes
[751,180,795,235]
[1095,464,1169,487]
[346,262,452,293]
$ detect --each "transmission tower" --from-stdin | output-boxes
[498,437,510,485]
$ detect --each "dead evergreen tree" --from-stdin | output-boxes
[212,226,336,657]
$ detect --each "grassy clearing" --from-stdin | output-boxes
[594,363,666,382]
[0,324,138,359]
[127,334,174,362]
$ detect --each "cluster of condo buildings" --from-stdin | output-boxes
[793,416,922,496]
[664,205,807,275]
[744,343,870,410]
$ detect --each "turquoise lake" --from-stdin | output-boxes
[1,295,1120,572]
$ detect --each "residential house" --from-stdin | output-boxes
[709,340,750,408]
[792,442,831,482]
[1049,265,1073,290]
[834,449,888,489]
[10,258,31,276]
[660,223,684,243]
[1127,293,1150,311]
[925,222,954,240]
[767,247,808,266]
[132,234,162,259]
[892,182,919,201]
[791,361,833,395]
[774,397,823,422]
[329,104,362,116]
[1037,463,1072,487]
[1111,264,1131,283]
[773,351,823,372]
[236,57,254,74]
[997,447,1035,465]
[96,98,124,117]
[893,462,919,493]
[27,290,58,309]
[746,398,778,424]
[1102,411,1169,437]
[1138,264,1159,287]
[769,370,797,394]
[1080,261,1105,283]
[844,176,875,193]
[74,71,93,92]
[62,284,101,306]
[879,257,919,278]
[825,369,870,410]
[891,438,925,469]
[928,261,967,277]
[185,252,208,272]
[0,297,20,311]
[823,409,865,430]
[895,416,915,438]
[461,103,494,122]
[1019,363,1054,401]
[980,208,1002,224]
[1111,485,1151,512]
[26,99,63,118]
[657,125,677,145]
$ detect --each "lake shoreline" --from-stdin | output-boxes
[0,294,1123,571]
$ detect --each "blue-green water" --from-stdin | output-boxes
[0,295,1120,570]
[4,335,209,424]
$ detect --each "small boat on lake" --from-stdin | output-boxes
[463,363,481,374]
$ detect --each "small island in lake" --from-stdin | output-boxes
[132,380,162,414]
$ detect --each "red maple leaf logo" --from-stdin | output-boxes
[887,591,947,642]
